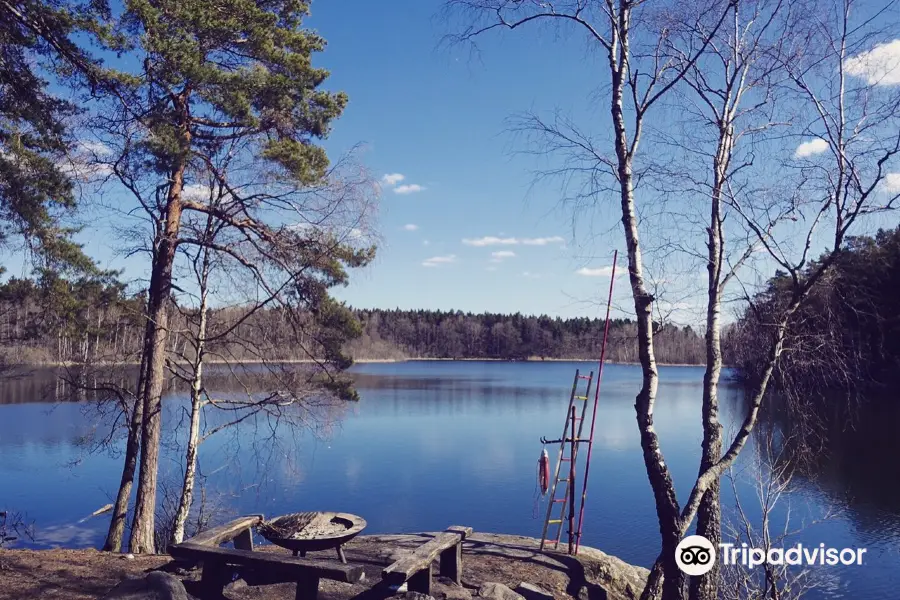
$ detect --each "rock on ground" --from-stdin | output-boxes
[515,582,554,600]
[102,571,188,600]
[478,582,525,600]
[432,575,473,600]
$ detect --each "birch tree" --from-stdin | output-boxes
[444,1,732,597]
[648,2,807,597]
[446,1,898,599]
[676,0,900,535]
[167,207,214,546]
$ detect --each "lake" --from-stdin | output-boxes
[1,361,897,598]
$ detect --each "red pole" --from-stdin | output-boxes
[574,249,618,554]
[568,405,577,555]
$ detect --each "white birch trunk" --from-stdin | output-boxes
[170,248,211,546]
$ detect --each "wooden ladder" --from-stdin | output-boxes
[539,369,594,553]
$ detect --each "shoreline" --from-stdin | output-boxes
[7,357,705,368]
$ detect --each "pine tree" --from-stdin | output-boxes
[92,0,372,553]
[0,0,109,269]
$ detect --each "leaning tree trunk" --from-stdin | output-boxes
[128,234,176,553]
[170,243,211,545]
[129,126,189,553]
[103,329,151,552]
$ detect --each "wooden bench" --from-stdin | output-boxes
[168,515,365,600]
[382,525,473,595]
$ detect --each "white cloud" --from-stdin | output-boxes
[394,184,425,195]
[576,266,616,277]
[794,138,829,158]
[522,236,565,246]
[183,183,212,200]
[403,223,419,231]
[462,236,565,247]
[884,172,900,193]
[486,266,498,272]
[463,236,519,246]
[522,271,541,279]
[844,39,900,86]
[54,140,117,182]
[76,140,112,156]
[422,254,456,267]
[382,173,405,186]
[287,221,316,232]
[489,251,516,263]
[58,159,112,180]
[423,240,430,246]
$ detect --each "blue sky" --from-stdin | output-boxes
[7,0,900,323]
[299,1,626,319]
[45,0,625,320]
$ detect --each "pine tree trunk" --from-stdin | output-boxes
[103,343,149,552]
[129,141,188,553]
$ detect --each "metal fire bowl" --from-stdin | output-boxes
[258,511,367,553]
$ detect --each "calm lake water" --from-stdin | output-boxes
[1,361,898,598]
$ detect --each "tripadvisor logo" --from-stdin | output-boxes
[675,535,716,576]
[675,535,868,576]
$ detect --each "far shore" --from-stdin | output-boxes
[6,357,704,368]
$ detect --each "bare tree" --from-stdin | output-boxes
[719,424,841,600]
[445,1,898,599]
[645,2,810,597]
[164,168,367,545]
[167,203,215,546]
[443,1,734,597]
[677,0,900,537]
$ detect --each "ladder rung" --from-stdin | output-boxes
[577,375,591,380]
[552,499,566,503]
[547,519,562,524]
[557,478,568,482]
[560,457,571,461]
[574,395,588,400]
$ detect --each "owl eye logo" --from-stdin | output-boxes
[680,546,712,566]
[675,535,716,575]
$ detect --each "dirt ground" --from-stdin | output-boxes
[0,548,169,599]
[0,533,648,600]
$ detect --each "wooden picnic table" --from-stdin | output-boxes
[168,515,473,599]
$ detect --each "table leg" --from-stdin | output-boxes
[336,545,347,564]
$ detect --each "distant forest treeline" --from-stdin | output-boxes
[7,223,900,372]
[730,225,900,394]
[0,272,353,365]
[0,272,711,365]
[347,309,708,364]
